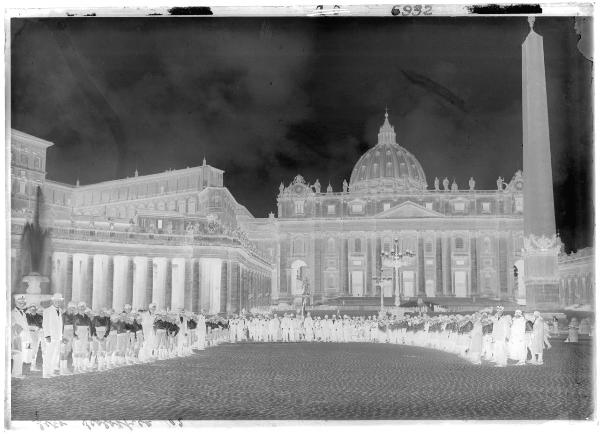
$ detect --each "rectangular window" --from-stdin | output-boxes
[482,202,491,213]
[157,219,163,230]
[425,202,433,210]
[351,203,363,213]
[454,202,465,212]
[21,154,28,166]
[515,197,523,212]
[327,204,335,215]
[425,241,433,253]
[34,157,41,169]
[19,181,26,195]
[295,201,304,214]
[383,203,391,211]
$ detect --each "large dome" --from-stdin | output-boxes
[349,112,427,193]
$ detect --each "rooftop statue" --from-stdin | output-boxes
[434,177,440,191]
[314,179,321,193]
[451,180,458,191]
[469,177,475,191]
[442,177,449,191]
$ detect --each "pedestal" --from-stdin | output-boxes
[19,273,51,306]
[523,234,561,309]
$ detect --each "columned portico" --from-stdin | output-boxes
[199,258,222,314]
[112,255,131,310]
[171,258,186,311]
[72,253,92,306]
[152,257,169,309]
[51,251,70,300]
[92,254,112,310]
[132,256,150,310]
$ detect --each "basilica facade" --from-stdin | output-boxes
[271,113,527,306]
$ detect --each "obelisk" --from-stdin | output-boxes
[522,17,560,308]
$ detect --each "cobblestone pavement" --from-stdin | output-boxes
[11,339,593,421]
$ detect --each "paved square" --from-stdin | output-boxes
[11,339,593,420]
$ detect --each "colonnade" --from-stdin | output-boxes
[49,251,271,313]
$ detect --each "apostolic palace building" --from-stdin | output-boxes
[9,21,594,315]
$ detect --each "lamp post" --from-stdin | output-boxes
[381,238,416,307]
[372,267,393,313]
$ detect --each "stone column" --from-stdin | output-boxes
[72,253,92,306]
[92,254,112,310]
[522,17,560,308]
[171,258,186,311]
[199,258,222,314]
[112,255,131,310]
[51,252,70,300]
[132,256,149,310]
[152,257,169,309]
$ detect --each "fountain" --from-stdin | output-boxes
[17,186,51,306]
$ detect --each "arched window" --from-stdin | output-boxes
[455,237,464,250]
[386,162,393,177]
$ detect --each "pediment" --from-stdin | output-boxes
[376,201,444,219]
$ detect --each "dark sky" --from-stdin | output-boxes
[11,17,593,252]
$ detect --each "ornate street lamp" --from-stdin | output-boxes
[381,238,416,307]
[372,267,392,313]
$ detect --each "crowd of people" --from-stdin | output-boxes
[12,291,588,379]
[11,293,209,379]
[227,307,554,366]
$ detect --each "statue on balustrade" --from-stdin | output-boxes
[326,182,333,193]
[497,176,504,191]
[342,179,348,193]
[434,177,440,191]
[451,180,458,191]
[469,177,475,191]
[314,179,321,193]
[442,177,449,191]
[279,182,285,196]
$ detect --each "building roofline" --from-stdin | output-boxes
[11,129,54,149]
[72,165,224,191]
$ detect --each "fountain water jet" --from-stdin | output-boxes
[17,186,51,306]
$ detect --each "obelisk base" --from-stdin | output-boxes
[523,234,561,309]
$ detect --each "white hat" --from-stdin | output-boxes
[77,301,87,308]
[51,293,64,301]
[14,295,26,302]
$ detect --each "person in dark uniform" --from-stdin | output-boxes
[60,302,78,375]
[90,309,111,371]
[187,314,198,351]
[73,302,95,373]
[26,305,43,372]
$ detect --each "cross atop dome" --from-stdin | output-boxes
[378,108,396,145]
